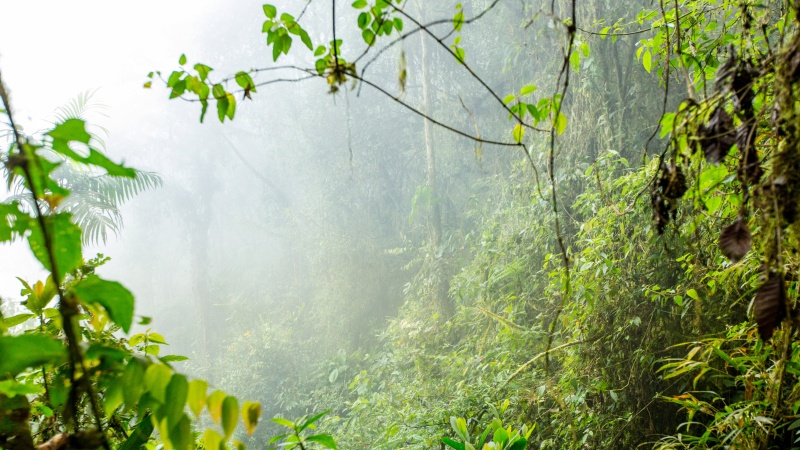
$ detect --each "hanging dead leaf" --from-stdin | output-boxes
[699,107,735,164]
[719,218,752,262]
[754,273,787,341]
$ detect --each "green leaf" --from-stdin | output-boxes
[453,46,465,64]
[194,63,213,81]
[27,213,82,281]
[642,50,652,73]
[512,123,525,143]
[222,396,239,439]
[352,0,367,7]
[160,355,189,363]
[0,203,31,244]
[71,275,135,333]
[503,94,515,104]
[203,429,224,450]
[555,111,567,135]
[270,416,295,429]
[178,54,187,65]
[686,289,700,301]
[118,413,154,450]
[299,410,330,432]
[299,29,313,50]
[570,49,580,72]
[520,85,536,95]
[208,390,226,425]
[263,4,277,18]
[187,379,207,417]
[358,12,370,29]
[2,313,35,328]
[242,401,261,436]
[144,364,172,403]
[0,335,66,377]
[47,119,91,144]
[164,374,189,427]
[122,360,145,410]
[453,10,464,31]
[314,45,327,56]
[362,29,376,45]
[306,434,338,450]
[442,437,465,450]
[168,414,192,450]
[508,438,527,450]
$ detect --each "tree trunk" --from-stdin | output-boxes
[416,1,450,316]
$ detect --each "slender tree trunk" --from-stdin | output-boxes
[416,1,450,316]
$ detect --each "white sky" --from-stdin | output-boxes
[0,0,236,303]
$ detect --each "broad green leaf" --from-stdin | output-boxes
[178,54,187,65]
[118,414,154,450]
[71,275,135,333]
[122,360,145,410]
[208,390,226,425]
[362,29,376,46]
[520,85,536,95]
[306,434,338,450]
[168,414,192,450]
[358,12,369,29]
[144,364,172,403]
[164,374,189,427]
[508,438,527,450]
[0,203,31,244]
[47,119,91,144]
[147,332,168,345]
[242,401,261,436]
[203,429,223,450]
[503,94,515,104]
[352,0,367,8]
[2,313,35,328]
[642,50,652,73]
[0,335,66,377]
[103,381,123,416]
[27,213,82,281]
[686,289,700,301]
[442,437,465,450]
[570,49,580,72]
[263,4,277,18]
[299,29,313,50]
[222,396,239,439]
[187,379,208,417]
[0,379,45,397]
[555,111,567,135]
[194,63,213,81]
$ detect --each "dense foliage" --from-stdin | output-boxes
[2,0,800,449]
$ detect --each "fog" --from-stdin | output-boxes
[2,0,527,387]
[2,0,699,446]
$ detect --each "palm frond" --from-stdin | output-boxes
[2,92,163,246]
[53,166,162,245]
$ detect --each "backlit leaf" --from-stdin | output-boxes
[72,275,135,333]
[222,396,239,439]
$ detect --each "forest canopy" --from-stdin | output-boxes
[2,0,800,449]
